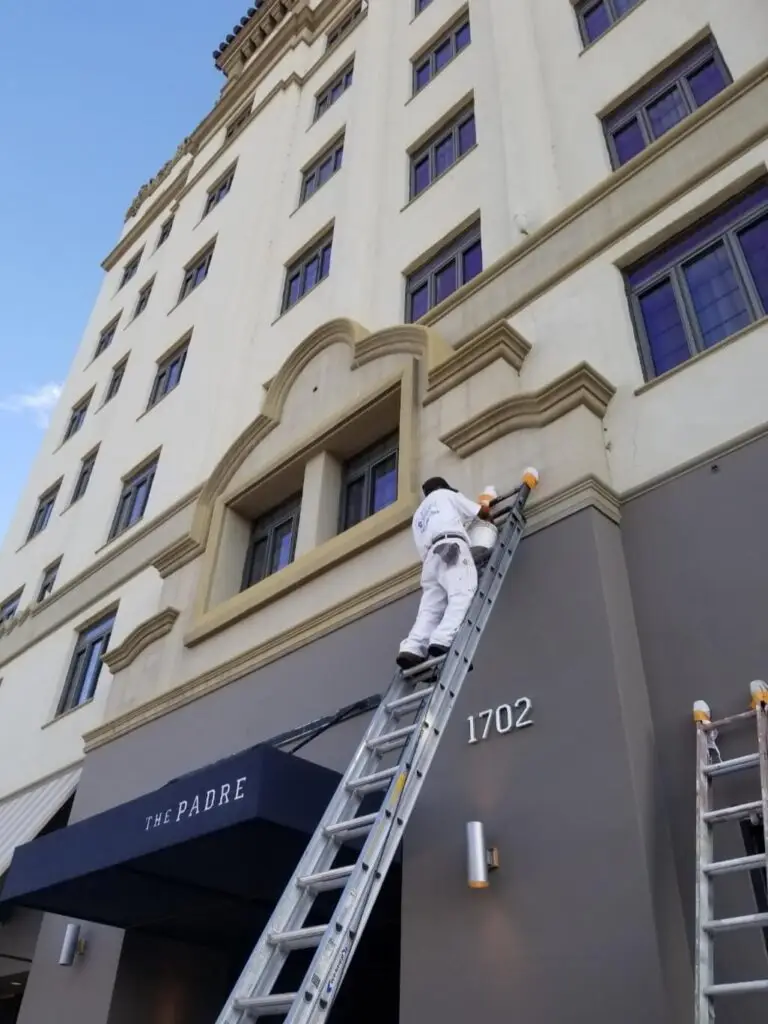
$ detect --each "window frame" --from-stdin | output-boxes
[626,181,768,380]
[157,217,174,248]
[179,242,215,302]
[414,0,433,15]
[132,277,154,319]
[109,457,158,541]
[0,589,23,624]
[575,0,642,47]
[27,482,61,541]
[241,493,303,591]
[410,104,476,199]
[63,392,92,442]
[147,339,189,410]
[119,249,143,289]
[203,166,236,217]
[339,432,399,532]
[300,135,345,205]
[37,560,61,603]
[405,221,483,322]
[225,102,253,141]
[94,316,120,358]
[282,232,334,313]
[71,449,98,505]
[105,357,128,403]
[603,39,732,169]
[326,1,365,50]
[57,611,116,716]
[314,61,354,122]
[411,15,471,95]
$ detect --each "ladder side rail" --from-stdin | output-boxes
[757,702,768,876]
[694,720,716,1024]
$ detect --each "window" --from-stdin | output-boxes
[179,243,215,301]
[27,483,60,541]
[63,393,91,441]
[71,450,97,504]
[38,560,61,602]
[576,0,642,46]
[301,136,344,204]
[148,340,189,408]
[340,433,399,532]
[415,0,433,14]
[604,39,731,168]
[412,16,471,94]
[626,181,768,379]
[105,358,127,402]
[119,250,142,288]
[410,105,476,199]
[157,217,174,248]
[94,317,120,358]
[282,232,333,312]
[315,62,354,121]
[241,494,302,591]
[0,590,23,624]
[109,457,158,540]
[57,611,115,715]
[225,103,253,141]
[204,167,236,217]
[406,222,483,321]
[133,278,154,318]
[327,2,365,48]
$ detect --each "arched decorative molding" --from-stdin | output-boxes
[103,607,180,674]
[153,318,451,578]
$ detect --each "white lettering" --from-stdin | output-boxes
[163,809,172,825]
[204,789,217,812]
[234,777,246,801]
[154,813,163,827]
[467,699,535,744]
[189,796,200,816]
[176,800,188,821]
[145,816,153,831]
[219,783,231,806]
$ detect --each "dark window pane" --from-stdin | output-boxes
[613,0,638,14]
[738,214,768,309]
[416,0,432,11]
[371,456,397,513]
[434,259,458,304]
[582,2,610,42]
[410,282,429,322]
[455,22,471,50]
[344,68,354,88]
[270,522,294,573]
[334,146,344,171]
[414,62,431,91]
[287,274,301,308]
[79,640,106,704]
[413,156,430,195]
[331,82,343,102]
[318,156,334,186]
[321,244,332,279]
[344,477,366,529]
[612,118,645,165]
[638,278,691,375]
[434,134,455,177]
[646,86,688,139]
[247,537,268,586]
[434,39,452,72]
[683,244,750,347]
[458,115,476,154]
[687,58,727,106]
[462,241,483,283]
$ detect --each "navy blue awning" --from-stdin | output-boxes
[0,744,343,946]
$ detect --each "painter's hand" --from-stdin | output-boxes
[477,505,491,521]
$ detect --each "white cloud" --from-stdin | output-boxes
[0,382,63,428]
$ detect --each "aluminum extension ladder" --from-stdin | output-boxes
[693,681,768,1021]
[215,467,540,1023]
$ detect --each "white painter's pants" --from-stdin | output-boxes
[399,540,478,656]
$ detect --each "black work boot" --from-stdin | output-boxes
[427,644,450,659]
[396,650,426,671]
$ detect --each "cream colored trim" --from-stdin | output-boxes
[423,58,768,335]
[105,165,191,268]
[440,362,616,458]
[103,607,180,673]
[424,320,531,405]
[82,474,619,751]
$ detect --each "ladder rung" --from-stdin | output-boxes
[705,913,768,933]
[401,654,446,679]
[297,864,354,892]
[704,853,766,876]
[347,766,399,794]
[705,753,760,776]
[703,800,763,824]
[234,993,297,1015]
[325,812,378,839]
[385,686,435,716]
[705,980,768,996]
[268,925,327,951]
[367,724,417,752]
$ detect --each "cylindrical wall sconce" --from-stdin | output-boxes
[59,923,86,966]
[466,821,500,889]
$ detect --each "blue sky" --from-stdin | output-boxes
[0,0,251,543]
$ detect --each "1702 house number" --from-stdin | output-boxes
[467,699,534,744]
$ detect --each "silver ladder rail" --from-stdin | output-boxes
[215,467,539,1024]
[694,682,768,1023]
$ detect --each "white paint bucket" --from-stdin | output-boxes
[467,520,498,561]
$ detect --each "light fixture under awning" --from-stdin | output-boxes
[0,765,81,877]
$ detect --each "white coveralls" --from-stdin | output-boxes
[399,488,482,658]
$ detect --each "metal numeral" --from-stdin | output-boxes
[467,699,534,744]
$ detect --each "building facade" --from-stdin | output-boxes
[1,0,768,1021]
